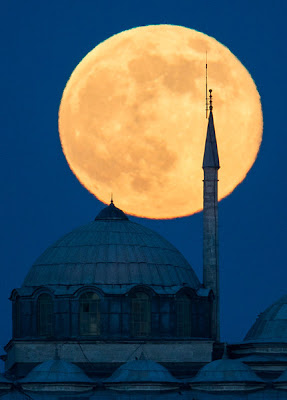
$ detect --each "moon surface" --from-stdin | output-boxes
[59,25,263,219]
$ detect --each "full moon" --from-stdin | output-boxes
[59,25,262,219]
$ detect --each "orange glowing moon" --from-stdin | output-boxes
[59,25,262,219]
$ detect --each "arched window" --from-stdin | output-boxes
[79,292,100,335]
[176,294,192,337]
[37,294,53,336]
[131,292,151,337]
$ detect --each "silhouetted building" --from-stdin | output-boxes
[1,100,287,399]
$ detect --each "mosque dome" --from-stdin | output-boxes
[104,356,179,391]
[244,294,287,343]
[191,357,265,392]
[10,201,213,377]
[21,202,200,294]
[19,359,94,392]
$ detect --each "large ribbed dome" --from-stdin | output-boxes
[244,294,287,343]
[22,203,200,294]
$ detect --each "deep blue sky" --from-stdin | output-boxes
[1,0,287,359]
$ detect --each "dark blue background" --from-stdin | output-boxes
[1,0,286,360]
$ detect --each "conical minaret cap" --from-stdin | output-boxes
[202,110,220,169]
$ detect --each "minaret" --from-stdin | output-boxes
[203,89,220,341]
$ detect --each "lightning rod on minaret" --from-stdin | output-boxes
[205,52,208,119]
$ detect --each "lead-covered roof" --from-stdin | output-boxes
[244,294,287,343]
[21,204,200,294]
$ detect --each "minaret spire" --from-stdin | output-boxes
[203,90,220,341]
[203,90,219,169]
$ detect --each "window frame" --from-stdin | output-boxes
[79,292,101,336]
[130,291,151,337]
[37,293,53,337]
[176,293,192,337]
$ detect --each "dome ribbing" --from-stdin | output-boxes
[20,359,92,384]
[22,205,200,294]
[105,359,179,384]
[244,294,287,343]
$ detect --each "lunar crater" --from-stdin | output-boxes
[59,25,263,219]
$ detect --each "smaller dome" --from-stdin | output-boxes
[191,358,264,392]
[244,294,287,343]
[20,359,94,392]
[95,200,129,220]
[105,355,179,391]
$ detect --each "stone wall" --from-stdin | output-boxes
[5,340,214,378]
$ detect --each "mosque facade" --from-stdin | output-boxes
[1,100,287,399]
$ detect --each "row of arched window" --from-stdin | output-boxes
[34,291,193,338]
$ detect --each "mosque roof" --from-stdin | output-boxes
[21,203,200,294]
[19,359,93,384]
[191,358,263,384]
[244,294,287,343]
[105,358,179,384]
[95,200,129,220]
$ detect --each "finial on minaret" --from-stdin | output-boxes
[110,193,114,205]
[203,89,219,169]
[209,89,213,111]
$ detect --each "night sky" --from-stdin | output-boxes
[1,0,287,361]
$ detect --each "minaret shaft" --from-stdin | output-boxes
[202,91,220,341]
[203,167,219,340]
